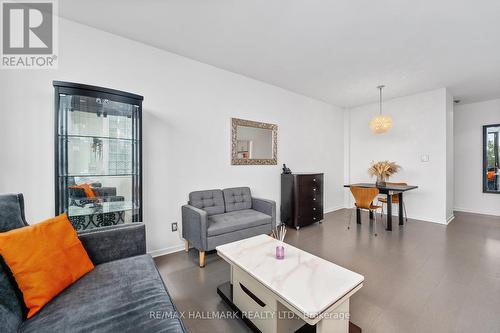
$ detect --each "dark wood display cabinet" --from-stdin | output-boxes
[281,173,324,230]
[54,81,143,231]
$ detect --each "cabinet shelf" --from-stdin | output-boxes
[62,134,136,141]
[60,174,137,177]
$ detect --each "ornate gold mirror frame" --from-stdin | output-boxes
[231,118,278,165]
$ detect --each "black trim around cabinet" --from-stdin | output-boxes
[54,81,144,222]
[483,124,500,194]
[54,90,60,215]
[53,81,143,101]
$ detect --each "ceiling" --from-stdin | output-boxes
[60,0,500,107]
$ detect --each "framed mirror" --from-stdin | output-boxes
[483,124,500,193]
[231,118,277,165]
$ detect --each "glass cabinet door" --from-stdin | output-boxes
[54,82,143,231]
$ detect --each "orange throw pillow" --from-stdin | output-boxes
[69,183,96,199]
[0,213,94,318]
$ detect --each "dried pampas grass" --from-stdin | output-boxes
[368,161,401,181]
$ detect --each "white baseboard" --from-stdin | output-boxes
[148,244,184,258]
[454,207,477,214]
[337,206,450,225]
[454,207,500,217]
[324,206,345,214]
[151,208,344,257]
[148,210,460,258]
[404,215,448,225]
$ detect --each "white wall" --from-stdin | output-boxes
[0,19,345,254]
[446,91,454,222]
[454,99,500,216]
[344,88,451,224]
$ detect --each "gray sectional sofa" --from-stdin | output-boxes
[0,193,186,333]
[182,187,276,267]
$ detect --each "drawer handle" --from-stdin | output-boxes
[313,188,316,191]
[313,179,316,182]
[313,217,316,220]
[313,207,316,211]
[239,283,266,308]
[313,198,316,201]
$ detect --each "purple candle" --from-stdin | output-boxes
[276,245,285,259]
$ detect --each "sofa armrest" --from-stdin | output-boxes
[78,223,146,265]
[182,204,208,251]
[92,187,117,197]
[252,197,276,227]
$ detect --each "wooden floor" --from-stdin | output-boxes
[154,209,500,333]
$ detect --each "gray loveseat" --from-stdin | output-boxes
[182,187,276,267]
[0,193,186,333]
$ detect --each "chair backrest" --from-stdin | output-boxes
[350,186,379,210]
[0,193,29,332]
[384,183,407,203]
[223,187,252,212]
[385,182,408,187]
[188,190,225,216]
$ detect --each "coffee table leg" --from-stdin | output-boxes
[386,194,392,231]
[356,208,361,224]
[316,299,350,333]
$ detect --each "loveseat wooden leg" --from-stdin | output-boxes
[199,251,205,268]
[184,240,189,252]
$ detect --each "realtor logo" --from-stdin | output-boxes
[1,0,58,68]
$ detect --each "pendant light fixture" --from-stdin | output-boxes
[369,85,392,134]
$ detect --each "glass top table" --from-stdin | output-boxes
[68,201,136,217]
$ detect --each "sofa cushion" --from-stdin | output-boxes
[0,194,27,233]
[92,186,117,197]
[208,209,271,236]
[223,187,252,212]
[189,189,225,216]
[68,184,96,198]
[0,194,29,333]
[0,213,95,319]
[19,255,185,333]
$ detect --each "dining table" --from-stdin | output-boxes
[343,183,418,231]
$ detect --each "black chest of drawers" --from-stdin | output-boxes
[281,173,324,230]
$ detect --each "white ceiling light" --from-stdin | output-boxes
[370,85,392,134]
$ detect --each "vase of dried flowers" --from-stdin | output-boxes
[368,161,401,186]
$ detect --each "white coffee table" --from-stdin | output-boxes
[216,234,364,333]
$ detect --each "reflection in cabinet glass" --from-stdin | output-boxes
[54,81,143,231]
